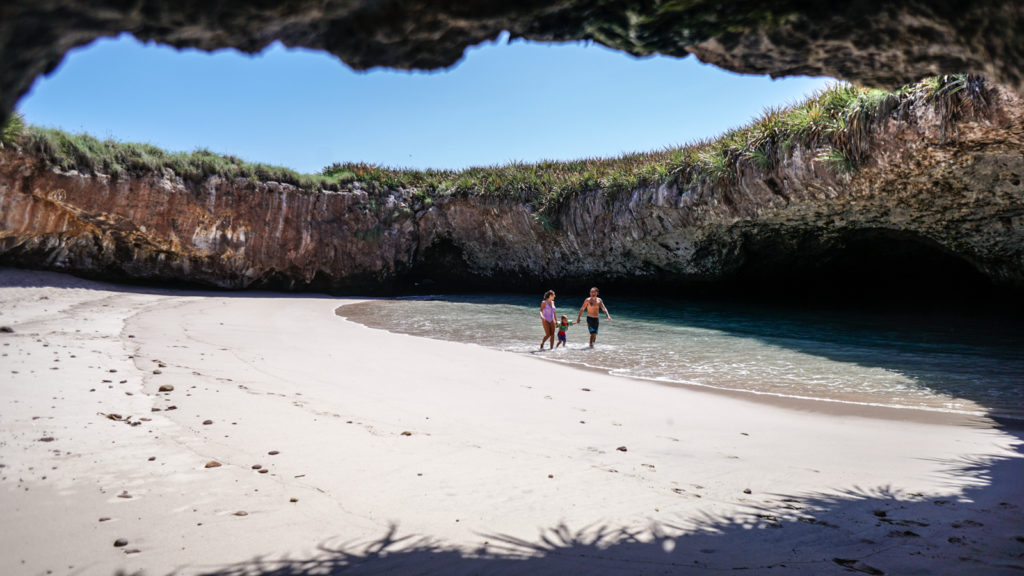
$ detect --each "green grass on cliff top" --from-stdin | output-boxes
[1,74,992,215]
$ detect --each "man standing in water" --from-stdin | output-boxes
[576,286,612,348]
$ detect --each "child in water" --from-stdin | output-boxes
[555,315,576,348]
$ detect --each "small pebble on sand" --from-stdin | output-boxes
[204,461,221,468]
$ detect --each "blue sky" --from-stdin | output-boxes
[17,33,834,174]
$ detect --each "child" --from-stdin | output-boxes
[555,315,576,348]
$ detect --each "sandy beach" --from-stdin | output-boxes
[1,266,1022,575]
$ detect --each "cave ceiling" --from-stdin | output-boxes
[2,1,1021,129]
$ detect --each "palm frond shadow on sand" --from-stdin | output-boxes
[185,436,1024,576]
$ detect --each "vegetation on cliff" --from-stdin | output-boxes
[0,111,25,149]
[1,74,995,216]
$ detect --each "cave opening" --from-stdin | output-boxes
[716,228,1007,310]
[405,237,479,293]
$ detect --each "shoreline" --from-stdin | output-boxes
[3,268,1023,576]
[335,300,1014,428]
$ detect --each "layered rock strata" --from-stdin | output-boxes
[3,1,1023,128]
[2,87,1022,299]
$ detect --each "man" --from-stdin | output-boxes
[576,286,612,348]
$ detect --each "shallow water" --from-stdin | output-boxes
[340,294,1024,419]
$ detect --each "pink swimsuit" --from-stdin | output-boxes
[541,301,556,322]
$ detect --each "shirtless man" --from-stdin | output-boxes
[576,286,612,348]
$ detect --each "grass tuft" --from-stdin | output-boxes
[1,112,26,148]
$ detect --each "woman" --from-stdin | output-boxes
[539,289,557,350]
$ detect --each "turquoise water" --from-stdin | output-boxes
[340,294,1024,419]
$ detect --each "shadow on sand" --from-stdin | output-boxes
[183,436,1024,576]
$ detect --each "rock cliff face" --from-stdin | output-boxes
[2,86,1022,300]
[3,1,1023,129]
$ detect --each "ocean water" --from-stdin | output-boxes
[340,294,1024,419]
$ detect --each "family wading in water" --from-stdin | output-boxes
[539,287,612,349]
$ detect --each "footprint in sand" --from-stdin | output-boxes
[672,487,702,498]
[951,520,983,528]
[887,529,920,538]
[833,558,884,575]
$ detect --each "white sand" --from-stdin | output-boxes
[1,267,1022,575]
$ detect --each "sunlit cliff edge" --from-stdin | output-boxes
[1,77,1022,302]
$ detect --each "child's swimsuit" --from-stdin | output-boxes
[557,323,570,341]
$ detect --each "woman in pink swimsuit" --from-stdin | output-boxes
[539,290,557,350]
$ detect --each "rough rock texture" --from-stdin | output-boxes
[2,87,1022,298]
[3,1,1023,129]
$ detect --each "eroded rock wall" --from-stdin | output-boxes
[2,88,1022,297]
[0,163,414,291]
